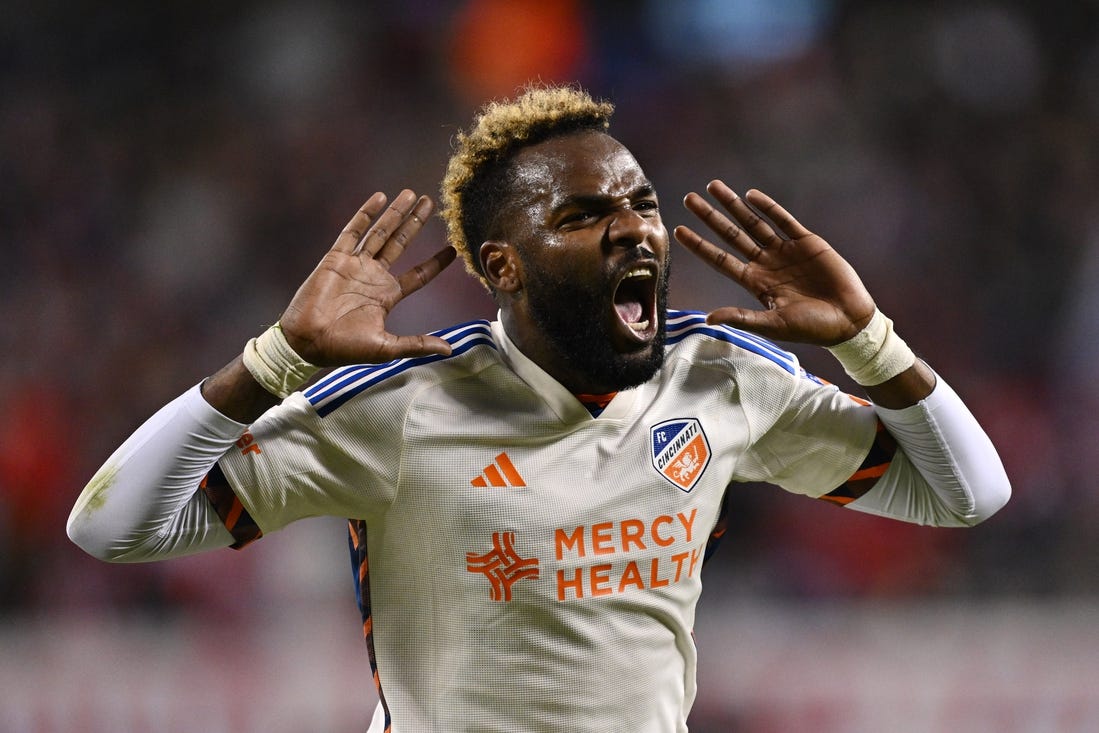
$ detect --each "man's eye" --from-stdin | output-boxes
[563,211,597,225]
[634,200,659,214]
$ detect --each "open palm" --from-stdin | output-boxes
[278,190,456,366]
[674,181,876,346]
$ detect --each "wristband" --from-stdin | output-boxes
[242,323,320,399]
[826,309,916,386]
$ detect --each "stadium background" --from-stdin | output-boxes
[2,1,1098,730]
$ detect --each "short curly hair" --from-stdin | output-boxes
[439,84,615,289]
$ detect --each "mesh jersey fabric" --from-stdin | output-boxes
[217,310,878,732]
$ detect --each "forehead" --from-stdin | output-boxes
[508,131,649,205]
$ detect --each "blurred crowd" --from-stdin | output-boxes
[3,0,1099,619]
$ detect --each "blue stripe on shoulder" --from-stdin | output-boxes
[305,320,496,417]
[665,310,798,375]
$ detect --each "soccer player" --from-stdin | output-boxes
[68,86,1010,732]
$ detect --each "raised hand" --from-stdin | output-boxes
[673,180,876,346]
[279,190,457,366]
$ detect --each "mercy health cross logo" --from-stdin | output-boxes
[466,531,540,601]
[650,418,711,492]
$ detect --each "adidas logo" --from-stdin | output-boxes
[471,452,527,488]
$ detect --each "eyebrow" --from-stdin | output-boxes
[550,183,657,217]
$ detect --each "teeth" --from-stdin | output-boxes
[628,319,651,331]
[625,267,652,279]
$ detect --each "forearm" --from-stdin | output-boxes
[824,310,1009,524]
[67,384,247,561]
[202,355,282,423]
[862,358,936,409]
[848,375,1011,526]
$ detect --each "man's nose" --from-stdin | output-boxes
[607,208,654,247]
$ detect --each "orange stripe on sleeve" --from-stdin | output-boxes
[847,462,890,482]
[224,498,244,530]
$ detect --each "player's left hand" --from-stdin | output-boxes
[674,180,876,346]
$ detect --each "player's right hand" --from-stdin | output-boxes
[277,190,457,366]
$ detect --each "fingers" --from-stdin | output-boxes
[396,245,457,298]
[332,192,389,254]
[384,332,454,359]
[373,195,435,267]
[332,190,437,268]
[681,188,761,260]
[377,248,458,359]
[705,306,787,341]
[370,246,458,361]
[684,180,812,253]
[741,188,811,240]
[352,189,422,258]
[706,181,786,249]
[390,247,457,359]
[673,223,750,283]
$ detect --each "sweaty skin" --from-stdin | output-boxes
[481,130,670,395]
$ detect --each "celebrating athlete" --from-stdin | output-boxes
[68,86,1010,732]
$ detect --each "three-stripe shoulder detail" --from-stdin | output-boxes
[305,320,496,416]
[665,310,798,375]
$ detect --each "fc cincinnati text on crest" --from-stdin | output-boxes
[654,421,702,470]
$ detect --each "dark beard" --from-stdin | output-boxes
[520,255,669,392]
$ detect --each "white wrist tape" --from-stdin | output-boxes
[242,323,320,399]
[826,309,916,386]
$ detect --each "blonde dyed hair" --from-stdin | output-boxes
[439,85,614,288]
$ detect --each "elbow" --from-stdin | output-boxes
[961,472,1012,527]
[66,463,136,562]
[67,465,119,561]
[66,505,128,563]
[67,514,113,562]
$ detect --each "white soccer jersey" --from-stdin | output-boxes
[218,310,878,732]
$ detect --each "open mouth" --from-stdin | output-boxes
[612,264,658,338]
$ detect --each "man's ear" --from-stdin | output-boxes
[479,241,523,294]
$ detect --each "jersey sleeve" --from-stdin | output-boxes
[845,375,1011,526]
[217,388,402,534]
[67,383,245,562]
[735,368,879,497]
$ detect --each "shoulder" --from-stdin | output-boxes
[664,309,801,377]
[302,320,500,417]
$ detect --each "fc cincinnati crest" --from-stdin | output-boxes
[650,418,711,493]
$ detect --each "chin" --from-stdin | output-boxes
[601,338,667,391]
